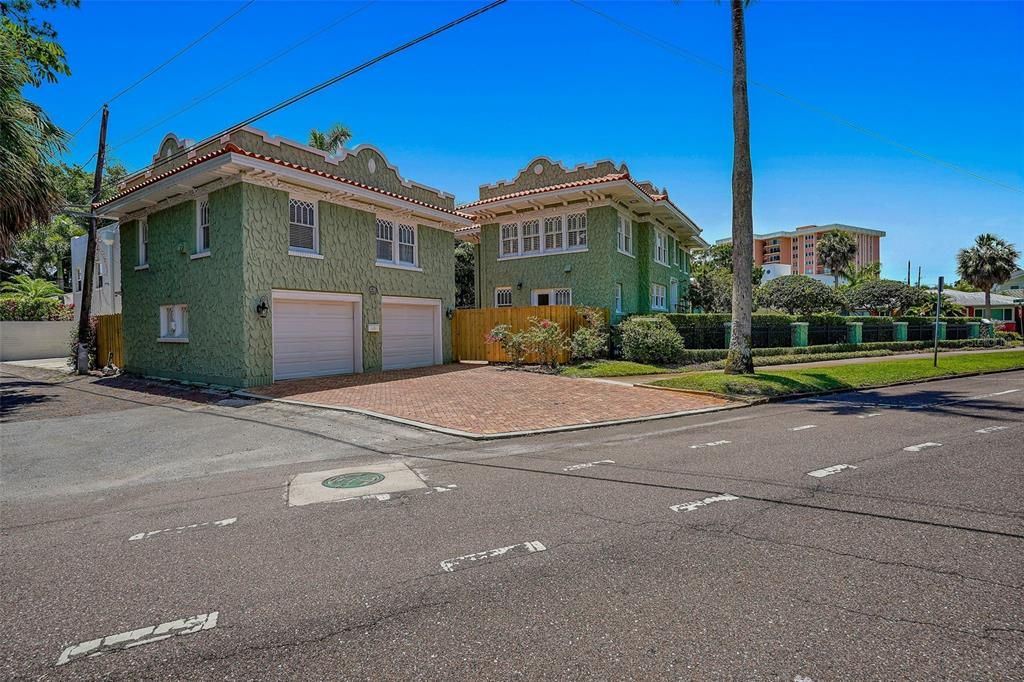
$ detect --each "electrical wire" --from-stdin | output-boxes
[571,0,1024,195]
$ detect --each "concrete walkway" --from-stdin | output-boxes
[592,346,1023,386]
[1,357,71,372]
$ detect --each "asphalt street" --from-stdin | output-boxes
[1,367,1022,680]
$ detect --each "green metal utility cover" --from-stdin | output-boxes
[322,472,385,489]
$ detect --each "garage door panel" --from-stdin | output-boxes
[382,302,438,371]
[273,298,357,380]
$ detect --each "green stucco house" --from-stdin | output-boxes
[96,127,472,387]
[456,158,707,319]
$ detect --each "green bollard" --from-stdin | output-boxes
[846,321,863,345]
[892,321,908,342]
[790,322,809,348]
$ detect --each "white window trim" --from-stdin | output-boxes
[190,251,211,261]
[497,209,589,261]
[375,216,419,269]
[158,304,189,342]
[195,196,210,255]
[494,286,513,307]
[288,197,319,256]
[137,219,148,267]
[654,230,669,266]
[531,288,572,306]
[650,283,667,311]
[617,213,634,257]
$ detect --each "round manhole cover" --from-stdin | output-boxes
[321,472,385,489]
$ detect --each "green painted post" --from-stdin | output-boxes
[846,321,863,345]
[790,322,809,348]
[934,321,947,341]
[723,322,731,349]
[892,321,908,342]
[966,321,980,339]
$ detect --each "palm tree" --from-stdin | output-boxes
[955,233,1020,320]
[725,0,754,375]
[308,123,352,156]
[815,230,858,288]
[0,274,62,301]
[0,41,67,257]
[841,261,880,289]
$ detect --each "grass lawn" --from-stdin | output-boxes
[559,360,674,378]
[649,350,1024,398]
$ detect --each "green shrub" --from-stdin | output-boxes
[526,317,567,369]
[569,307,609,361]
[486,324,529,367]
[0,296,74,321]
[620,316,685,364]
[996,330,1022,342]
[671,338,1005,366]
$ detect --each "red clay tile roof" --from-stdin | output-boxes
[98,143,471,220]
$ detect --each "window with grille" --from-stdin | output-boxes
[197,198,210,253]
[376,218,417,267]
[554,288,572,305]
[500,223,519,257]
[138,220,148,266]
[159,304,189,341]
[544,216,563,251]
[288,198,317,253]
[617,215,633,255]
[376,218,394,261]
[521,220,540,254]
[566,212,587,248]
[495,286,512,307]
[650,284,667,310]
[398,224,416,265]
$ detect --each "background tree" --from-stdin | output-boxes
[950,279,980,292]
[1,0,79,86]
[308,122,352,155]
[0,273,61,301]
[906,292,966,318]
[753,275,844,315]
[841,261,880,289]
[454,239,475,307]
[815,230,858,288]
[845,278,929,316]
[955,233,1020,320]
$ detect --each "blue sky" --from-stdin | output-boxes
[35,0,1023,284]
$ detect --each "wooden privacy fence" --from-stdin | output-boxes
[452,305,605,363]
[95,313,124,367]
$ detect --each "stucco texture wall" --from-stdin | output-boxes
[120,183,248,386]
[240,183,455,386]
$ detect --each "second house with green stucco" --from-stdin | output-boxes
[96,127,472,388]
[457,158,707,319]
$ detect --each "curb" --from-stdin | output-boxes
[234,390,748,441]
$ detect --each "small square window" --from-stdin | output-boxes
[495,287,512,307]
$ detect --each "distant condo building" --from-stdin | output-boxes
[716,223,885,286]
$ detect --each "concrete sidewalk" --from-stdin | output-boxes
[592,346,1023,386]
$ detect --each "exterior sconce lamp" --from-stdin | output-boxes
[516,281,523,290]
[256,297,269,318]
[445,307,455,320]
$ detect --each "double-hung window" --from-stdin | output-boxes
[495,286,513,307]
[566,212,587,248]
[137,219,148,267]
[521,219,541,254]
[500,222,519,257]
[617,214,633,255]
[673,237,680,266]
[654,231,668,265]
[376,218,417,267]
[288,198,318,254]
[159,304,188,342]
[544,216,563,251]
[196,198,210,254]
[97,262,104,288]
[650,284,667,310]
[75,268,82,292]
[615,283,623,313]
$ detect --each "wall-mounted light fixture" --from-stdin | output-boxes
[255,297,269,318]
[445,307,455,320]
[516,281,523,290]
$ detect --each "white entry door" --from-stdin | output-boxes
[382,297,441,370]
[272,291,361,380]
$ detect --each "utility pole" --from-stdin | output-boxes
[76,105,109,374]
[933,275,943,367]
[917,266,922,288]
[907,260,911,286]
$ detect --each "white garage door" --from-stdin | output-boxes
[382,301,439,370]
[273,298,357,380]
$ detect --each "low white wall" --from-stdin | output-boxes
[0,321,76,361]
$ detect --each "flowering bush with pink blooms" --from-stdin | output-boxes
[0,297,74,321]
[485,324,530,367]
[525,317,566,369]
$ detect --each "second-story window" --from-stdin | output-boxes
[617,214,633,255]
[196,198,210,253]
[376,218,417,267]
[288,198,318,254]
[138,219,148,267]
[566,212,587,248]
[500,222,519,257]
[522,219,540,254]
[655,231,668,265]
[544,216,563,251]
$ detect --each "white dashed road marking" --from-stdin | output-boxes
[563,460,615,472]
[807,464,858,478]
[128,517,236,542]
[857,412,882,419]
[789,424,817,431]
[975,425,1009,434]
[903,442,942,452]
[56,612,219,666]
[670,494,739,513]
[441,541,546,572]
[689,440,731,449]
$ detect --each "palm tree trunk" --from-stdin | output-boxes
[725,0,754,375]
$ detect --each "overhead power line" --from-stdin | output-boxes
[65,0,256,145]
[107,1,377,156]
[117,0,507,186]
[571,0,1024,196]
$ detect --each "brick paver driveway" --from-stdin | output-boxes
[245,364,734,436]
